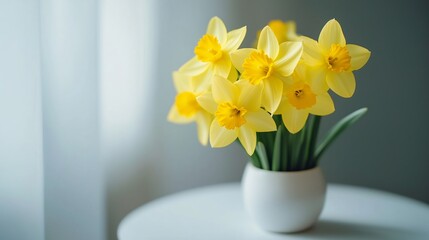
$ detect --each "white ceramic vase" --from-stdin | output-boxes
[242,163,326,233]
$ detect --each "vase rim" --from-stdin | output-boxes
[246,162,321,174]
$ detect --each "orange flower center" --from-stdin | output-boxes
[326,44,351,72]
[175,92,200,117]
[215,102,247,130]
[194,34,223,63]
[242,51,274,85]
[286,82,316,109]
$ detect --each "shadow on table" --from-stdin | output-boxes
[272,220,423,240]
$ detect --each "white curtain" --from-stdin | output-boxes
[40,0,104,239]
[0,1,44,239]
[0,0,245,239]
[0,0,159,239]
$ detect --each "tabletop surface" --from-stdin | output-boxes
[118,183,429,240]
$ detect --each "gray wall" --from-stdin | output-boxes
[151,0,429,205]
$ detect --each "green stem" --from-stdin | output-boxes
[285,131,294,171]
[299,116,313,170]
[280,124,289,172]
[256,132,273,167]
[307,116,321,169]
[272,126,283,171]
[295,126,306,171]
[256,142,270,170]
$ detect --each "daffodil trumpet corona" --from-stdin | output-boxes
[169,17,370,171]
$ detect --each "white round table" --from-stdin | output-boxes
[118,183,429,240]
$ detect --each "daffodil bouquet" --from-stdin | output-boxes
[168,17,370,171]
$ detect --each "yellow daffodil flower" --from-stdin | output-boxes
[179,17,246,91]
[257,20,299,44]
[167,71,213,145]
[300,19,371,98]
[276,63,335,133]
[230,26,303,114]
[197,76,277,155]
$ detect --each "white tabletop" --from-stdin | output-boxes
[118,183,429,240]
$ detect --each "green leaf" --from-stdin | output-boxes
[290,126,308,171]
[297,115,316,170]
[280,125,289,171]
[249,153,262,169]
[256,142,270,170]
[294,126,307,171]
[272,126,283,171]
[307,116,321,169]
[314,108,368,163]
[257,131,274,164]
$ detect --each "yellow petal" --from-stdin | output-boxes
[306,66,329,92]
[214,55,232,78]
[223,26,247,52]
[309,92,335,116]
[230,48,254,73]
[212,75,239,103]
[281,104,308,134]
[275,94,289,114]
[261,77,283,113]
[282,75,294,86]
[347,44,371,71]
[257,26,279,59]
[292,62,307,80]
[210,119,237,148]
[236,80,262,111]
[245,109,277,132]
[207,17,227,45]
[179,57,209,76]
[238,124,257,155]
[326,71,356,98]
[173,71,192,92]
[300,36,325,66]
[191,69,212,93]
[167,105,194,123]
[195,112,212,146]
[318,19,346,50]
[274,41,303,76]
[197,91,217,114]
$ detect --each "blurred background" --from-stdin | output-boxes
[0,0,428,239]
